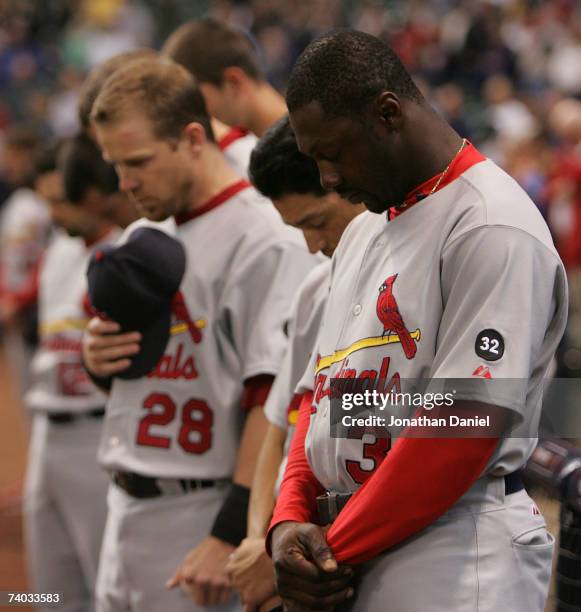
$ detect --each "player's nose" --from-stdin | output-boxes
[318,162,341,192]
[117,169,139,193]
[303,229,325,255]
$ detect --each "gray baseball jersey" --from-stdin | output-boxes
[219,127,257,178]
[298,159,568,494]
[26,230,120,413]
[98,182,320,478]
[264,260,331,492]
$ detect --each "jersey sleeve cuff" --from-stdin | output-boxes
[240,374,275,412]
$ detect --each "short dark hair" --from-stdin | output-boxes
[78,48,157,130]
[60,132,118,204]
[163,18,263,85]
[249,116,324,200]
[92,58,214,142]
[286,29,424,118]
[33,140,64,179]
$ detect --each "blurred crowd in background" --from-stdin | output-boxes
[0,0,580,382]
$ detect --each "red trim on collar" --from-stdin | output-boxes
[387,142,486,221]
[218,127,250,151]
[174,179,251,226]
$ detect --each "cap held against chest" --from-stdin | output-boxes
[87,227,186,379]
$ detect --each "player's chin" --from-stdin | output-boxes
[138,205,169,222]
[360,194,387,214]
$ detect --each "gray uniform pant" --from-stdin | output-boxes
[345,476,554,612]
[23,412,109,612]
[95,481,242,612]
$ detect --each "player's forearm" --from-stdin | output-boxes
[234,405,269,487]
[247,422,287,538]
[267,392,325,552]
[327,404,504,564]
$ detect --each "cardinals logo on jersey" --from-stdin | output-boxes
[314,273,420,377]
[170,291,205,343]
[376,274,417,359]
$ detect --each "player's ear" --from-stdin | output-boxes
[182,122,207,156]
[222,66,247,92]
[374,92,403,131]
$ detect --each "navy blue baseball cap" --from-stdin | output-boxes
[87,226,186,379]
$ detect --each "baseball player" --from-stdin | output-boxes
[23,134,121,612]
[162,19,286,138]
[78,48,255,182]
[268,30,569,612]
[225,117,366,610]
[83,58,319,612]
[0,128,51,392]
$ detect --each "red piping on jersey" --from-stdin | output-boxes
[240,374,275,412]
[218,127,250,151]
[175,179,251,226]
[387,141,486,221]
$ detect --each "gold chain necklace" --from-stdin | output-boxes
[428,137,468,196]
[395,138,468,211]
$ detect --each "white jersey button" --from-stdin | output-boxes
[353,304,362,316]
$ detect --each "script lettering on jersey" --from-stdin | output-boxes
[41,335,83,352]
[313,356,402,410]
[147,342,198,380]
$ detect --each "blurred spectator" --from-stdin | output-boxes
[0,139,54,392]
[547,98,581,273]
[434,83,473,140]
[62,0,153,70]
[483,74,539,145]
[0,125,41,210]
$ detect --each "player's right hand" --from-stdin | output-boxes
[82,316,141,377]
[271,521,354,611]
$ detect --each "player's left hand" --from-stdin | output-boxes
[226,536,277,608]
[166,535,235,606]
[271,521,354,610]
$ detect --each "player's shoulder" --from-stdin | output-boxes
[291,259,332,310]
[289,259,332,326]
[117,217,177,246]
[330,210,385,269]
[1,187,50,231]
[229,185,308,247]
[42,230,84,268]
[445,159,556,252]
[297,259,332,298]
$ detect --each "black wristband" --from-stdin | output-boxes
[210,483,250,547]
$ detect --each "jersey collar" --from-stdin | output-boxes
[174,179,251,226]
[387,141,486,221]
[217,126,250,151]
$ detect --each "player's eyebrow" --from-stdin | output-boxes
[294,211,323,227]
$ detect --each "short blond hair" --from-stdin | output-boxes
[78,48,157,130]
[91,57,214,142]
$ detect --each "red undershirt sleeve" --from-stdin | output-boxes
[327,425,499,565]
[241,374,275,412]
[266,391,324,554]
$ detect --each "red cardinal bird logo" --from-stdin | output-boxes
[171,291,202,343]
[376,274,417,359]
